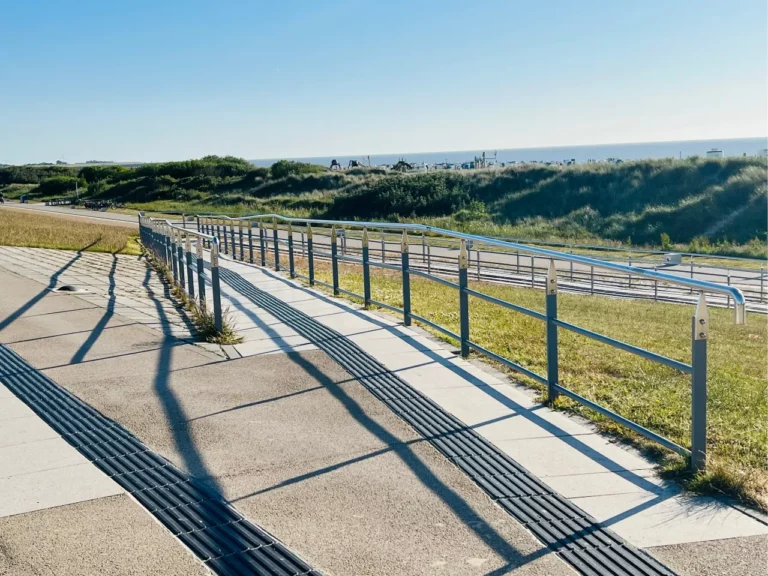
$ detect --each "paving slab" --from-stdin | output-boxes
[647,535,768,576]
[0,494,209,575]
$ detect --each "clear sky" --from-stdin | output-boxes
[1,0,766,164]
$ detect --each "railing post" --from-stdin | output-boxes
[259,220,266,266]
[331,226,340,296]
[307,224,315,286]
[546,260,559,403]
[476,249,481,280]
[381,232,386,262]
[362,227,371,308]
[726,269,731,309]
[229,220,236,259]
[239,221,245,261]
[421,232,426,263]
[288,223,295,278]
[402,231,411,326]
[185,234,195,299]
[761,266,765,302]
[458,239,469,357]
[164,225,172,268]
[177,230,186,293]
[196,216,201,234]
[301,231,305,257]
[182,213,187,229]
[427,241,431,275]
[341,229,347,256]
[196,237,206,309]
[222,219,229,254]
[654,266,658,301]
[211,239,223,332]
[272,218,280,271]
[170,228,179,283]
[590,265,594,294]
[248,221,254,264]
[628,255,633,289]
[691,293,709,472]
[516,250,520,274]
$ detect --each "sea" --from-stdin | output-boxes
[249,137,767,168]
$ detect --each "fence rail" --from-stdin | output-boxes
[158,212,749,472]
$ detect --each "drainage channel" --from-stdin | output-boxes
[0,344,319,576]
[215,264,676,576]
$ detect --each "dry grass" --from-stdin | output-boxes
[291,255,767,509]
[0,208,140,255]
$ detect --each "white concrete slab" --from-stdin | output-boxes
[0,396,36,421]
[0,463,123,518]
[0,415,59,448]
[0,438,87,478]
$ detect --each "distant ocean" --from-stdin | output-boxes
[250,137,767,168]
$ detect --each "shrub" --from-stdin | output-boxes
[270,160,326,179]
[34,176,85,197]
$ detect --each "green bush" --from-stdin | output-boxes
[270,160,326,179]
[34,176,85,197]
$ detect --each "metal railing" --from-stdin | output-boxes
[192,213,747,471]
[138,213,223,332]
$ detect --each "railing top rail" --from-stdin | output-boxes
[195,212,746,322]
[141,214,219,244]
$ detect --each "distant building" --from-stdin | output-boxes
[706,148,724,158]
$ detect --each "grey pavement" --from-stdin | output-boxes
[0,265,573,574]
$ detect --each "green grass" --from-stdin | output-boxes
[295,256,768,509]
[0,208,140,255]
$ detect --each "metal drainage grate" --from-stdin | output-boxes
[0,344,319,576]
[215,264,676,576]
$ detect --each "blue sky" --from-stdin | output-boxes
[1,0,765,164]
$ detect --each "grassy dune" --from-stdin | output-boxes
[0,208,140,255]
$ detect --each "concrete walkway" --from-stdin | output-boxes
[203,251,768,571]
[0,246,766,575]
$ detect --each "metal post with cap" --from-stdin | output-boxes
[272,218,280,271]
[177,229,186,293]
[362,228,371,308]
[307,224,315,286]
[546,260,559,403]
[248,221,254,264]
[196,237,206,309]
[331,226,340,295]
[458,240,470,357]
[402,231,411,326]
[691,293,709,471]
[288,222,295,278]
[185,234,195,299]
[170,227,179,283]
[238,221,244,261]
[210,238,223,332]
[259,220,266,266]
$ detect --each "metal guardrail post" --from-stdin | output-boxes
[590,266,594,294]
[177,230,186,293]
[381,232,386,262]
[690,258,694,293]
[222,219,229,254]
[196,237,206,309]
[288,223,295,278]
[248,221,254,264]
[301,232,305,257]
[546,260,559,403]
[476,249,481,280]
[761,266,765,302]
[307,224,315,286]
[459,240,469,357]
[196,216,200,234]
[654,266,658,301]
[427,242,431,275]
[238,221,244,261]
[362,228,371,308]
[331,226,340,296]
[516,250,520,274]
[211,238,223,332]
[726,269,731,309]
[164,225,171,268]
[341,230,347,256]
[272,218,280,271]
[182,214,187,229]
[229,221,236,259]
[628,255,632,289]
[170,228,179,283]
[402,231,411,326]
[259,220,266,266]
[421,232,426,263]
[185,234,195,299]
[691,293,709,472]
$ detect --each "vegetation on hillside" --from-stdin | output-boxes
[2,155,766,256]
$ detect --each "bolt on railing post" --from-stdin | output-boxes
[185,234,195,299]
[402,231,412,327]
[259,220,266,266]
[458,240,470,357]
[691,293,709,472]
[331,226,340,296]
[546,260,559,403]
[288,223,295,278]
[177,230,186,293]
[211,239,223,333]
[170,228,179,283]
[362,228,371,308]
[238,221,244,261]
[248,221,254,264]
[272,218,280,271]
[307,224,315,286]
[196,237,206,309]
